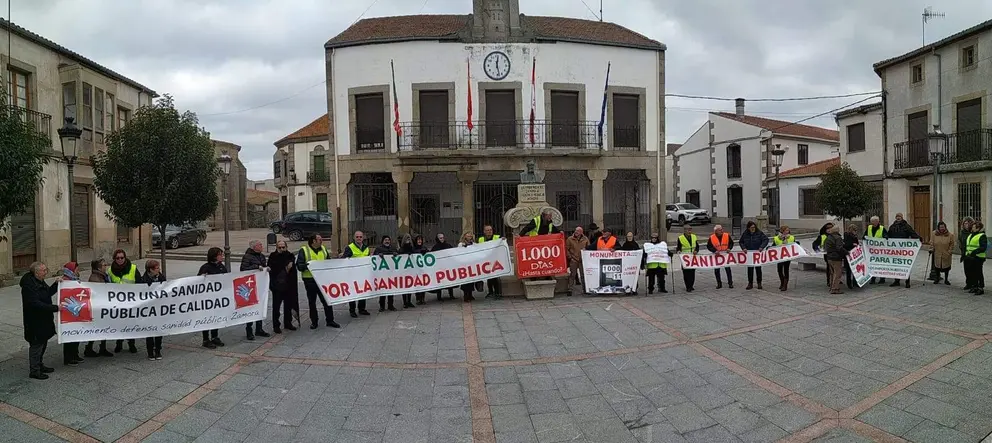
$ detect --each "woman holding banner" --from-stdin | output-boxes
[140,260,167,360]
[812,223,834,288]
[197,248,226,349]
[843,225,861,290]
[739,221,768,290]
[457,233,478,302]
[83,259,114,358]
[110,249,141,354]
[887,213,919,288]
[773,226,796,291]
[431,233,456,302]
[965,222,986,295]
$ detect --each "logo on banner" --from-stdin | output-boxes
[599,259,623,287]
[233,274,259,309]
[59,287,93,323]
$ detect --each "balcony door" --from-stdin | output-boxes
[418,90,450,149]
[956,98,982,162]
[906,111,929,167]
[485,90,516,147]
[550,91,579,147]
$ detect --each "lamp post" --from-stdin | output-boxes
[217,152,233,270]
[927,125,947,230]
[771,144,786,227]
[58,117,82,263]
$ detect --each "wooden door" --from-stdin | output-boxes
[911,187,930,243]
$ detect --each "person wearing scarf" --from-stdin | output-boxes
[109,249,141,354]
[83,259,114,357]
[140,260,167,360]
[431,233,455,302]
[267,240,300,333]
[60,262,83,366]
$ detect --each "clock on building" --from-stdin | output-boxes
[483,51,511,80]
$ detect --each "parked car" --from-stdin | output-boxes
[666,203,711,225]
[152,224,207,249]
[271,211,333,241]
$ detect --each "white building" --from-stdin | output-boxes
[839,19,992,241]
[1,19,156,276]
[276,0,668,248]
[772,157,840,231]
[672,99,839,228]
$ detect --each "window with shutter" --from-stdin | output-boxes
[72,185,91,248]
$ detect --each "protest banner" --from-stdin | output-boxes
[846,244,871,287]
[514,233,568,278]
[57,270,270,344]
[677,243,810,269]
[309,239,513,305]
[581,250,642,294]
[643,242,670,264]
[862,238,922,279]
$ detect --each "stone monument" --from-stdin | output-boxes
[503,160,563,300]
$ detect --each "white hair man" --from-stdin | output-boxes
[20,262,60,380]
[239,239,270,340]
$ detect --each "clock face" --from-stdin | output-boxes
[483,51,511,81]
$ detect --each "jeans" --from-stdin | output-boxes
[776,262,790,281]
[145,337,162,357]
[746,267,762,284]
[271,289,294,329]
[714,267,733,285]
[486,278,503,296]
[245,320,263,335]
[201,329,218,341]
[63,342,79,364]
[682,269,696,290]
[348,300,367,313]
[646,268,666,292]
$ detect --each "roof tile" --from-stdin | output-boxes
[778,157,840,178]
[714,112,839,142]
[325,14,664,50]
[275,114,330,146]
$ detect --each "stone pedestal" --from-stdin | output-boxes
[756,214,769,232]
[523,279,556,300]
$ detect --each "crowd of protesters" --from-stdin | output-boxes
[18,211,987,379]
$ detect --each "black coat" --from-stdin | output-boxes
[240,249,267,272]
[198,261,228,276]
[431,241,453,252]
[140,272,167,285]
[267,250,298,296]
[888,220,919,239]
[20,273,59,344]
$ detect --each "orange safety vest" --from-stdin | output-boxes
[596,236,617,250]
[710,233,730,251]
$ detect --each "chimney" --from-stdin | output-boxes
[735,98,745,117]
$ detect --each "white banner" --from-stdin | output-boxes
[862,238,922,280]
[847,245,871,287]
[643,242,671,264]
[581,250,643,294]
[57,271,270,344]
[308,239,513,305]
[676,243,810,269]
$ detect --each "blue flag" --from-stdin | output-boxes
[597,62,611,146]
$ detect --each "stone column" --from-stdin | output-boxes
[392,170,413,236]
[588,169,607,229]
[335,172,351,254]
[457,170,478,236]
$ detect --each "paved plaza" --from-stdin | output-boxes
[0,259,991,442]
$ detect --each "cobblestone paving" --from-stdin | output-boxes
[0,260,990,442]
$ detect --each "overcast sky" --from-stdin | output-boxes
[13,0,991,179]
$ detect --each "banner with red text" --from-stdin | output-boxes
[57,271,270,344]
[515,233,567,278]
[581,250,643,294]
[308,239,513,305]
[676,243,810,269]
[860,238,922,280]
[847,245,871,287]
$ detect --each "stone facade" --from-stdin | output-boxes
[209,140,248,231]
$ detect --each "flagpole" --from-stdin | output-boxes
[597,62,611,149]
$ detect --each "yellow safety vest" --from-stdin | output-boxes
[866,225,884,238]
[108,264,137,284]
[966,233,987,259]
[678,234,697,251]
[773,235,795,245]
[525,217,544,236]
[300,245,328,278]
[819,234,827,249]
[348,243,370,258]
[478,234,502,243]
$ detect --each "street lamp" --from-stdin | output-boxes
[771,144,786,227]
[928,125,947,229]
[217,151,233,270]
[58,117,82,263]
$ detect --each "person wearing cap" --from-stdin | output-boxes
[596,228,618,251]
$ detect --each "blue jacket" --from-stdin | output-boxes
[739,229,769,251]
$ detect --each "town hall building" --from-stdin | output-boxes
[274,0,667,249]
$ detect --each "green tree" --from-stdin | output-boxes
[815,163,873,226]
[0,94,52,242]
[93,95,218,276]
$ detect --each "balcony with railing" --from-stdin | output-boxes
[5,105,52,138]
[893,129,992,171]
[307,169,331,183]
[396,120,605,152]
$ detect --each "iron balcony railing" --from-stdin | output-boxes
[894,129,992,169]
[5,105,52,137]
[396,120,611,151]
[307,169,331,183]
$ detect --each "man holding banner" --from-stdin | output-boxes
[707,225,734,289]
[479,225,504,299]
[676,226,699,292]
[642,233,671,294]
[297,234,340,329]
[886,213,919,288]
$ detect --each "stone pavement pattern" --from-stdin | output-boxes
[0,259,990,442]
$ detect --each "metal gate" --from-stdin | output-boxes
[348,173,397,245]
[474,183,518,239]
[11,195,37,271]
[603,170,650,238]
[410,194,440,241]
